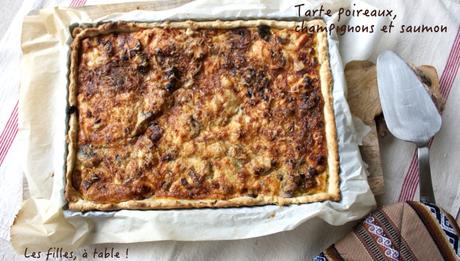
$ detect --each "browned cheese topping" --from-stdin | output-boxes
[73,24,329,203]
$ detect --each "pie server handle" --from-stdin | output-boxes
[418,146,436,204]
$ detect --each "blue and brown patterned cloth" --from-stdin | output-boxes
[315,201,460,260]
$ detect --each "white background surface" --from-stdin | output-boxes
[1,0,460,260]
[0,0,22,37]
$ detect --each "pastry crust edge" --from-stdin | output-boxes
[65,19,340,211]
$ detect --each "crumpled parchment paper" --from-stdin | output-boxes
[11,0,375,252]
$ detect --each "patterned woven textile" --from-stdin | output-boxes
[315,201,460,261]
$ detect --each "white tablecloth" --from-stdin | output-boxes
[1,0,459,260]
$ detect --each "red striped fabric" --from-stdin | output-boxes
[0,0,87,168]
[398,26,460,201]
[70,0,87,7]
[0,102,18,166]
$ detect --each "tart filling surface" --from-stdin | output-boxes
[65,20,339,211]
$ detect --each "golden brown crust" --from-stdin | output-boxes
[317,25,340,201]
[65,19,340,211]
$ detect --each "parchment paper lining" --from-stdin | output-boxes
[11,1,375,251]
